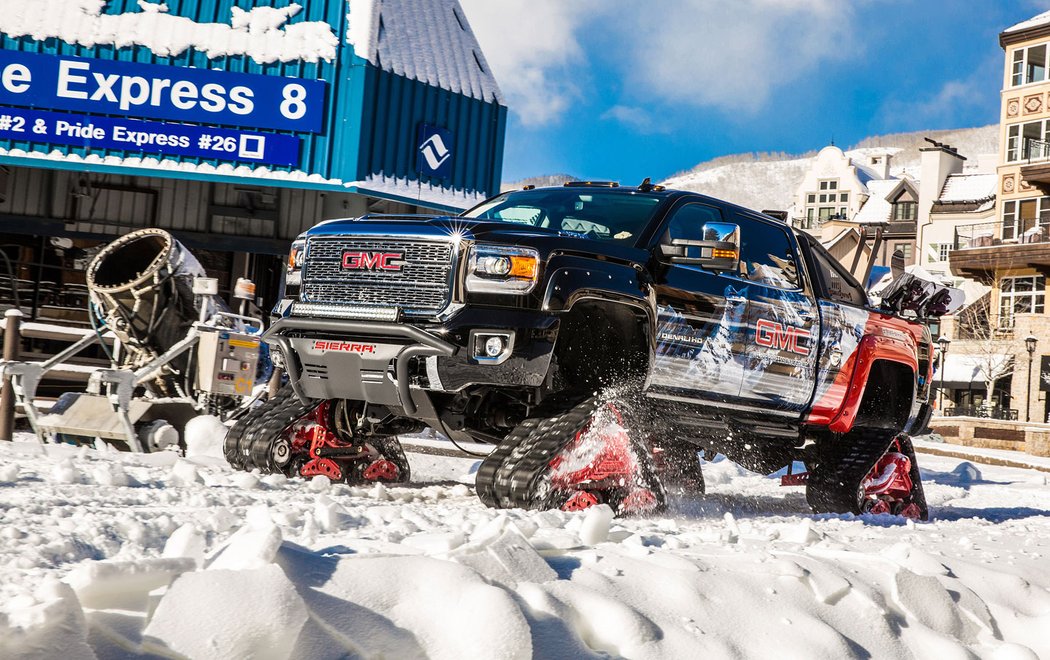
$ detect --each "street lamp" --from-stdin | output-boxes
[1026,335,1038,422]
[937,335,951,414]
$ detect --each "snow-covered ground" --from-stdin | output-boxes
[1,430,1048,659]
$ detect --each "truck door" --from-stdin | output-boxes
[736,215,820,413]
[649,200,748,404]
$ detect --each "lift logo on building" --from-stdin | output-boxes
[0,50,325,166]
[418,123,453,180]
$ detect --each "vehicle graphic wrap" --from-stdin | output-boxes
[806,301,868,426]
[741,286,818,411]
[651,283,747,398]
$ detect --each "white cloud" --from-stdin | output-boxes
[600,105,670,134]
[458,0,597,126]
[877,53,1000,128]
[612,0,855,114]
[460,0,859,124]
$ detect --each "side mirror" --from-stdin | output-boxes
[659,222,740,272]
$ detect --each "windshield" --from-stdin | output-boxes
[462,189,663,243]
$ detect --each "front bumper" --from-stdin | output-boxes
[263,309,558,414]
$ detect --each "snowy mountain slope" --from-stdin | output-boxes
[661,124,998,211]
[0,432,1048,659]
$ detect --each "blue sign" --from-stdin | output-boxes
[0,107,300,167]
[0,50,326,133]
[417,124,453,180]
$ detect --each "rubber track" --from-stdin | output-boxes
[476,394,579,507]
[477,395,614,510]
[224,385,315,473]
[806,427,901,515]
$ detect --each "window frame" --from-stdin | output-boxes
[892,201,918,221]
[1001,197,1050,241]
[1000,275,1046,323]
[796,232,868,307]
[1006,119,1050,163]
[1011,44,1050,87]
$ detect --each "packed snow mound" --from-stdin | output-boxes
[0,435,1048,658]
[183,414,229,461]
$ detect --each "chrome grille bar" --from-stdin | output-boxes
[301,237,454,315]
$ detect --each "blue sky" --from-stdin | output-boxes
[461,1,1050,184]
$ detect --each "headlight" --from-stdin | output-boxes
[465,245,540,294]
[286,239,305,285]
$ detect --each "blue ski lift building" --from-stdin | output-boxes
[0,0,506,321]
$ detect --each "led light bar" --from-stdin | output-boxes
[290,303,400,322]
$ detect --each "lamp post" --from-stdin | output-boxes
[1026,335,1038,422]
[937,335,951,415]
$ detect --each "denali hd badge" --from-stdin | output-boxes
[341,251,405,272]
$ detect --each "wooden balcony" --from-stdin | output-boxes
[949,218,1050,277]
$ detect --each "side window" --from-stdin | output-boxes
[735,216,800,289]
[807,240,867,306]
[663,202,723,242]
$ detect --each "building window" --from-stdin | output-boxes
[1006,120,1050,162]
[818,179,838,192]
[937,243,950,261]
[892,201,917,221]
[1000,275,1046,325]
[807,194,815,204]
[893,243,912,259]
[1012,44,1049,87]
[1002,197,1050,241]
[839,192,849,203]
[818,207,835,221]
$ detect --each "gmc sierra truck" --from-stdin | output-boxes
[226,181,961,519]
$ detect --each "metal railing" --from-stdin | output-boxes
[942,405,1018,421]
[954,219,1050,250]
[1024,137,1050,164]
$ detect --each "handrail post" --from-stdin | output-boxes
[0,308,23,440]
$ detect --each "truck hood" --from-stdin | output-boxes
[304,215,648,263]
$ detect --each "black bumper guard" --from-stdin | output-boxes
[263,317,457,415]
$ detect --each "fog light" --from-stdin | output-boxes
[484,336,505,357]
[471,331,515,364]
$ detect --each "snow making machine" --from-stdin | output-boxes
[4,228,264,452]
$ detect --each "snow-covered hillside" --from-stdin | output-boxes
[0,431,1048,659]
[661,125,998,212]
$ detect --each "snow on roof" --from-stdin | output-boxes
[852,178,902,224]
[355,173,488,210]
[0,1,503,103]
[938,173,997,203]
[0,146,482,211]
[0,0,338,64]
[1004,10,1050,35]
[347,0,503,104]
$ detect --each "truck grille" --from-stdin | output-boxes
[301,237,455,315]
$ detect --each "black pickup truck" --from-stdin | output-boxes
[226,182,960,519]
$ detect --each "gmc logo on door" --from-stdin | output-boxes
[755,319,810,356]
[342,251,405,271]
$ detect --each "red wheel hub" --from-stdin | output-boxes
[362,458,399,482]
[861,438,918,517]
[548,403,659,515]
[561,491,601,511]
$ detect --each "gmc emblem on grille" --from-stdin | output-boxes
[341,251,406,272]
